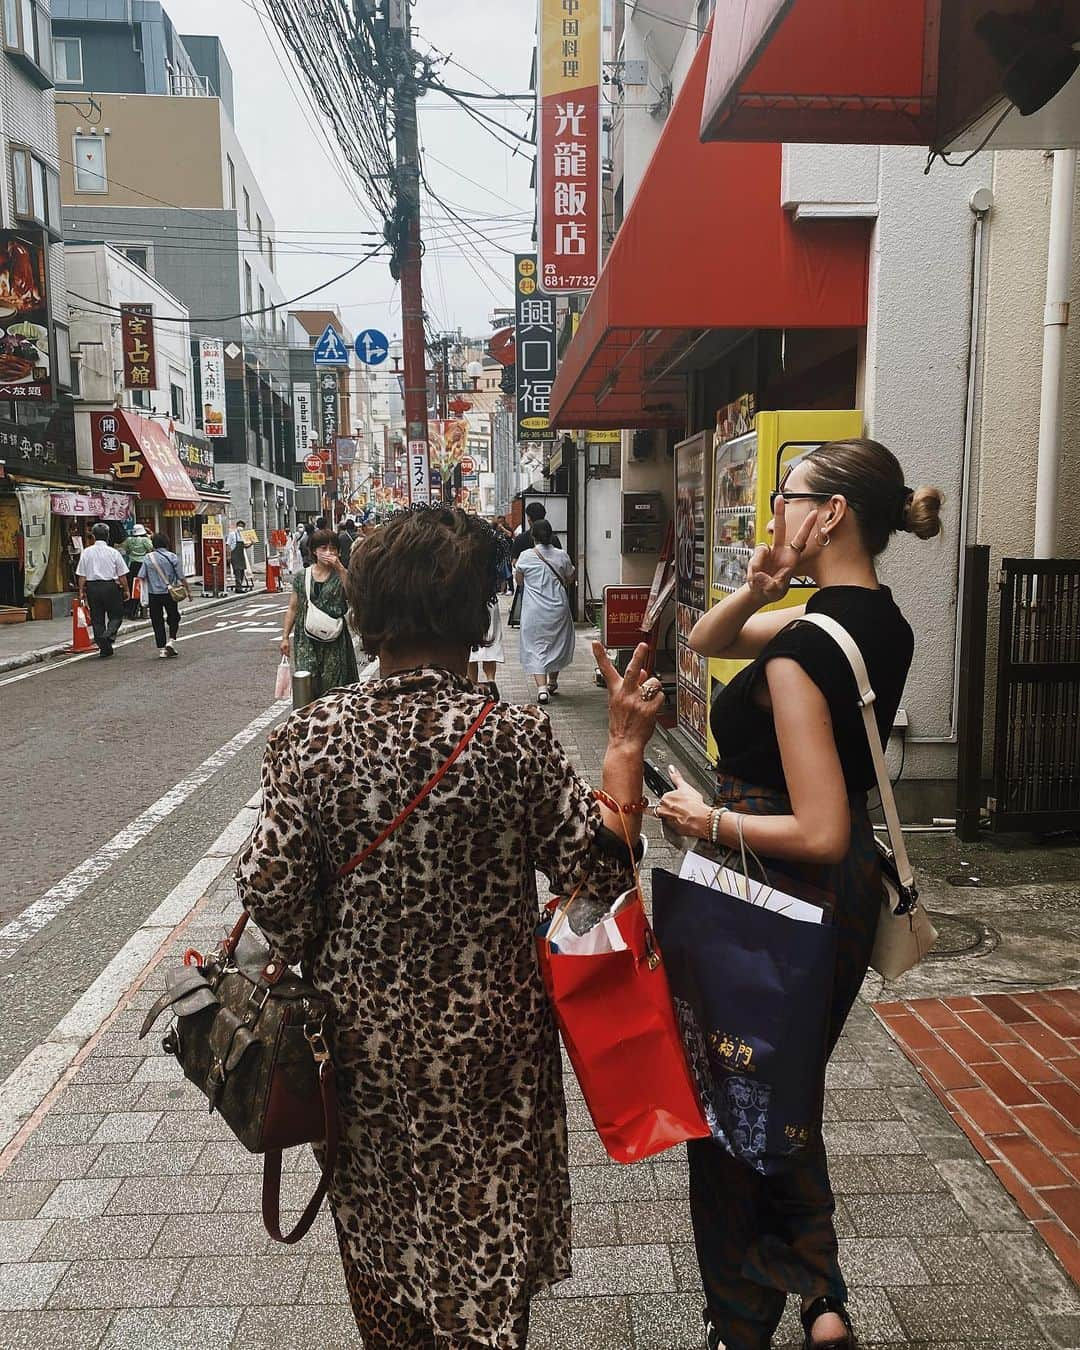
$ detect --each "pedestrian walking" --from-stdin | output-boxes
[467,597,505,698]
[279,527,358,698]
[120,523,154,617]
[138,531,191,659]
[655,438,942,1350]
[75,522,130,658]
[493,515,514,593]
[337,516,357,564]
[226,520,249,592]
[515,517,575,703]
[237,505,663,1349]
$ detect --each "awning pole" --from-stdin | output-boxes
[1033,149,1076,559]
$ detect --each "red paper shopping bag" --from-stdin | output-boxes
[536,889,710,1163]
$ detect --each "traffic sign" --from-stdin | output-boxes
[304,453,323,473]
[459,456,476,475]
[313,325,349,366]
[355,328,390,366]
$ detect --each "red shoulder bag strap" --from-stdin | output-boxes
[336,698,495,877]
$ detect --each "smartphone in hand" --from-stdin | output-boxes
[643,760,676,799]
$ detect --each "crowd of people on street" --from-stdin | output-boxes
[236,439,943,1350]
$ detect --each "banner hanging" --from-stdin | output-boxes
[197,338,227,437]
[120,303,158,391]
[514,254,557,443]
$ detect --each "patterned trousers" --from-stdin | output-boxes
[688,776,883,1350]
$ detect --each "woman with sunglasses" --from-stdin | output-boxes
[656,438,942,1350]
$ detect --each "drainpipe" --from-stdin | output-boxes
[1033,149,1076,559]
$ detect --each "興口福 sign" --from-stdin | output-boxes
[408,439,431,506]
[514,254,557,443]
[120,303,158,391]
[292,382,313,455]
[319,371,339,449]
[537,0,601,294]
[0,229,52,401]
[602,585,651,648]
[197,338,227,437]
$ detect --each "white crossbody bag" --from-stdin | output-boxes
[799,613,938,980]
[303,567,344,642]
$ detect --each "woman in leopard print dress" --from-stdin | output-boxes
[237,507,663,1349]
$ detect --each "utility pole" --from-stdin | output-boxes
[387,0,429,502]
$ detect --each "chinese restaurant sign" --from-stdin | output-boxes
[197,338,227,437]
[514,255,557,443]
[120,304,158,390]
[175,431,215,486]
[537,0,601,294]
[0,229,51,401]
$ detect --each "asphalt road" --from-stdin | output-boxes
[0,593,294,1080]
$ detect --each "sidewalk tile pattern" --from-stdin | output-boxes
[877,992,1080,1287]
[1,628,1075,1346]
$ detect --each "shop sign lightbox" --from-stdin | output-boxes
[120,303,157,391]
[198,338,227,437]
[537,0,601,294]
[292,382,313,455]
[0,229,51,401]
[514,254,557,442]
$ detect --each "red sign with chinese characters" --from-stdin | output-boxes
[120,303,158,391]
[90,410,199,503]
[537,0,601,294]
[602,585,651,648]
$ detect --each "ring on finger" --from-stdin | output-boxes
[789,542,805,554]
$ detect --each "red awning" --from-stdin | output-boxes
[90,410,200,505]
[699,1,1080,152]
[548,27,870,431]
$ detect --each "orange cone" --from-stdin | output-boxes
[70,600,96,653]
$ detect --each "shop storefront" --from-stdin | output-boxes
[89,410,201,566]
[175,430,230,578]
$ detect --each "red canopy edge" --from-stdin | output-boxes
[549,26,870,432]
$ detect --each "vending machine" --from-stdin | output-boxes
[704,406,865,760]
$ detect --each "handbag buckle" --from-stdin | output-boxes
[247,984,271,1016]
[304,1022,331,1063]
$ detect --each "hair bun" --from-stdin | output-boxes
[903,485,944,540]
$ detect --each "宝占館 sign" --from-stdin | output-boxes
[120,303,158,391]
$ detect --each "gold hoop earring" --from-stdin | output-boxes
[818,531,831,547]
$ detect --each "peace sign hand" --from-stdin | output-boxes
[745,496,816,603]
[594,641,663,748]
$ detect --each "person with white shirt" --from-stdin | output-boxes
[75,523,130,658]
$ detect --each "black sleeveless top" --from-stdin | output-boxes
[710,586,914,796]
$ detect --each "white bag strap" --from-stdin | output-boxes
[797,612,915,895]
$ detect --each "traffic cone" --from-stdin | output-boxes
[70,600,96,654]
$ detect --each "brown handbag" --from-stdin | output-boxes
[139,698,495,1244]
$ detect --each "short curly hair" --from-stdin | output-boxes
[346,506,504,658]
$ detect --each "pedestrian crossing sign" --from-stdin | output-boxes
[313,325,350,367]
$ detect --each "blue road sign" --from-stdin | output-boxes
[355,328,390,366]
[313,324,350,366]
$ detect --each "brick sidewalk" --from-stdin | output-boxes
[0,623,1076,1348]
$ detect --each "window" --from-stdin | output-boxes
[256,214,263,253]
[226,155,236,209]
[258,284,266,330]
[72,134,107,192]
[117,244,150,273]
[54,324,72,390]
[170,382,185,422]
[267,236,274,273]
[11,145,62,237]
[4,0,52,86]
[52,34,81,82]
[131,388,151,410]
[696,0,715,37]
[243,187,251,230]
[244,261,254,313]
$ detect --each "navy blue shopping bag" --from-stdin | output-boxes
[651,866,837,1175]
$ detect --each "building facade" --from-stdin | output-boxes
[51,1,295,557]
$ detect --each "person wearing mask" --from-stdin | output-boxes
[515,517,576,704]
[237,506,663,1349]
[226,520,249,593]
[76,523,130,658]
[138,531,191,659]
[121,524,154,616]
[655,439,943,1350]
[279,527,358,698]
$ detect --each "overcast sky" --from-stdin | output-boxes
[164,0,536,339]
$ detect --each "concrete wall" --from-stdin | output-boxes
[586,475,622,598]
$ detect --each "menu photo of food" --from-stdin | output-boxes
[0,230,51,400]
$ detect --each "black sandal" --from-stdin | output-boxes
[801,1296,855,1350]
[702,1310,724,1350]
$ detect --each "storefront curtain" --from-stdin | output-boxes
[16,486,50,599]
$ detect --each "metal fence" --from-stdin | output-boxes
[990,559,1080,833]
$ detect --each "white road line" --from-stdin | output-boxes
[0,700,288,964]
[0,795,262,1153]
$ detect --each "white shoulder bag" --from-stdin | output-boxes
[799,612,938,980]
[303,567,344,642]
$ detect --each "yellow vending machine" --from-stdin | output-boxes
[706,405,864,762]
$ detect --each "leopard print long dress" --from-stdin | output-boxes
[236,667,633,1348]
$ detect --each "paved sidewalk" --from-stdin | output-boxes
[0,582,275,674]
[0,622,1076,1348]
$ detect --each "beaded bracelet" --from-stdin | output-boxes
[594,788,649,816]
[709,805,729,847]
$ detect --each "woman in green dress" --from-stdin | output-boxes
[280,528,359,697]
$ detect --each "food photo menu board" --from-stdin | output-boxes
[0,230,51,401]
[674,431,711,756]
